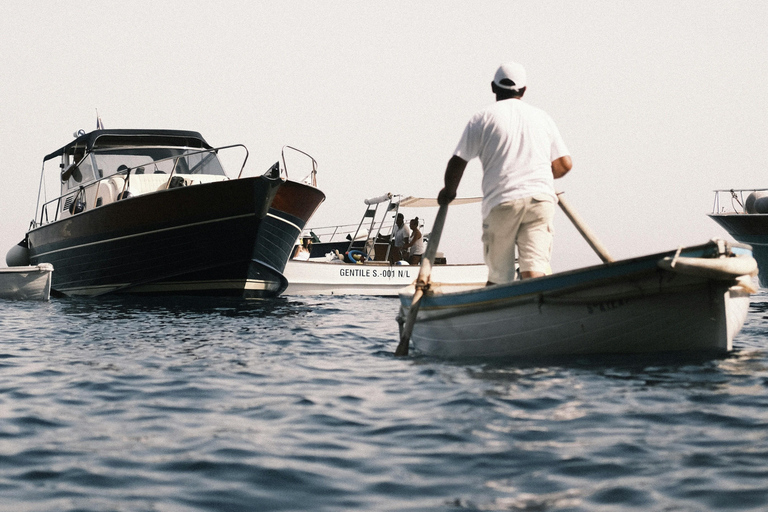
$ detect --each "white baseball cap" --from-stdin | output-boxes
[493,62,527,91]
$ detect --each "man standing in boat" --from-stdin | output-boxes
[437,61,572,284]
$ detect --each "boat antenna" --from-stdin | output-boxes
[32,161,46,229]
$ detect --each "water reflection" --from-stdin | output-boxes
[54,294,314,320]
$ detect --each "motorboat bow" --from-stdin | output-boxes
[8,129,325,298]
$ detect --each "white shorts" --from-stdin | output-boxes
[482,194,555,283]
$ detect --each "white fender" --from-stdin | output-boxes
[658,255,758,280]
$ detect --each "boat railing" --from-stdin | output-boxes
[33,145,248,229]
[300,222,387,245]
[712,188,768,214]
[298,193,405,262]
[280,145,318,187]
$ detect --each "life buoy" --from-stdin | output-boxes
[346,250,366,264]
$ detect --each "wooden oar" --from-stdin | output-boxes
[395,204,448,356]
[556,192,614,263]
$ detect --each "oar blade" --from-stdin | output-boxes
[395,287,423,356]
[395,204,449,356]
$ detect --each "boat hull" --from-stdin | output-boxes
[283,260,487,296]
[709,213,768,287]
[26,177,324,298]
[399,243,754,358]
[0,264,53,301]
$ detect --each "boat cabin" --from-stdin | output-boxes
[295,193,480,264]
[35,129,245,226]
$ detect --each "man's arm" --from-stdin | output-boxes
[437,155,468,205]
[552,155,572,179]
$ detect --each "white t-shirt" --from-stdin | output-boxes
[393,224,410,248]
[454,98,570,219]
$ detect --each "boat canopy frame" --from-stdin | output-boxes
[301,193,481,261]
[43,129,212,163]
[32,137,250,230]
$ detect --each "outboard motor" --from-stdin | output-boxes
[6,238,30,266]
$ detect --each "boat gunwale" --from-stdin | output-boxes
[416,275,727,322]
[287,259,487,268]
[709,213,768,217]
[26,174,280,240]
[403,241,752,310]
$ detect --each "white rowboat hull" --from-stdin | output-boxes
[0,264,53,301]
[398,241,755,358]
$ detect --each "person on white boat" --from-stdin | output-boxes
[293,238,312,260]
[390,213,410,263]
[404,217,425,265]
[437,61,572,284]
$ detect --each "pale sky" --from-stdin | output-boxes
[1,1,766,271]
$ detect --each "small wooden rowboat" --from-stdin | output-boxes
[397,239,756,358]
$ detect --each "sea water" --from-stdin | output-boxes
[1,291,768,511]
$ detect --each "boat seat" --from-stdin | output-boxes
[128,174,178,195]
[96,174,229,206]
[180,174,229,186]
[97,175,169,205]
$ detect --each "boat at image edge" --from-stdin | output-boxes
[709,188,768,287]
[398,239,757,358]
[6,129,325,298]
[0,263,53,301]
[283,193,488,296]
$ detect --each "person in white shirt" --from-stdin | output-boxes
[390,213,410,263]
[437,61,572,284]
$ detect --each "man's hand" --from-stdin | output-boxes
[552,155,572,179]
[438,155,468,206]
[437,187,456,206]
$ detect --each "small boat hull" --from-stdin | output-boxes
[399,241,755,358]
[0,264,53,301]
[283,260,487,296]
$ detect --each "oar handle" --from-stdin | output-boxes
[395,204,449,356]
[414,203,448,286]
[557,192,614,263]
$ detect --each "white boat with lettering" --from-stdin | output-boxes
[0,259,53,301]
[282,193,487,296]
[397,239,756,359]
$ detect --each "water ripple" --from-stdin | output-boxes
[0,292,767,510]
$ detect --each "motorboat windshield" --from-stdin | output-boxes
[62,147,228,192]
[96,147,226,177]
[34,129,249,229]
